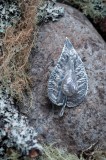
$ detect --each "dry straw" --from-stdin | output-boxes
[0,0,42,104]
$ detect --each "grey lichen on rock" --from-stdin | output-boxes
[37,0,64,24]
[0,0,20,33]
[0,90,42,158]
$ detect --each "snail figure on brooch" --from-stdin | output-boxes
[48,38,88,117]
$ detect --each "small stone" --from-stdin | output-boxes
[29,149,39,158]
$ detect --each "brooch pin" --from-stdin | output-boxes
[48,38,88,116]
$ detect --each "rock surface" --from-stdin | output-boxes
[20,3,106,151]
[0,91,42,158]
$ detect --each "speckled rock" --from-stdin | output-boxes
[20,3,106,151]
[0,91,42,158]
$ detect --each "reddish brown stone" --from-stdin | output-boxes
[29,149,39,158]
[20,3,106,151]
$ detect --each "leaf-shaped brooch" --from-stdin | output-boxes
[48,38,88,116]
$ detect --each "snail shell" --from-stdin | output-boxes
[48,38,88,108]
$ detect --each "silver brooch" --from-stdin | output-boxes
[48,38,88,116]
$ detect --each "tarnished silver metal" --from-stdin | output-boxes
[48,38,88,116]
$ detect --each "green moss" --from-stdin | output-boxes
[60,0,106,20]
[2,146,82,160]
[39,145,83,160]
[3,145,106,160]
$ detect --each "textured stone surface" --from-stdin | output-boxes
[20,3,106,151]
[0,92,42,158]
